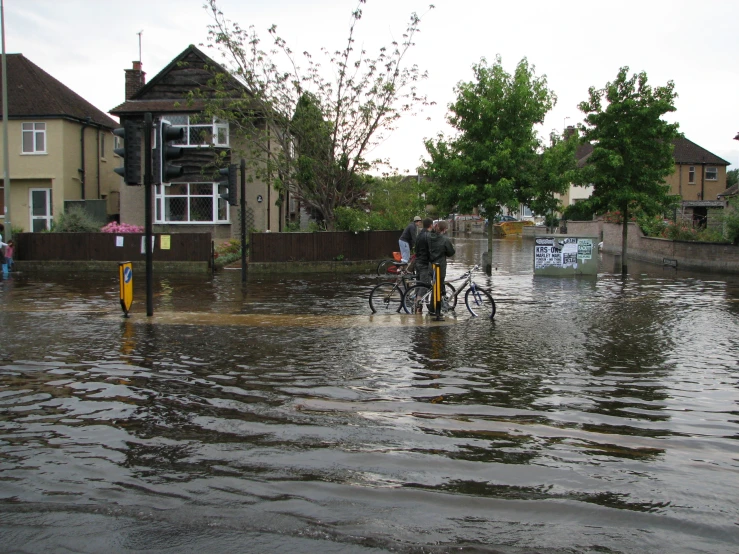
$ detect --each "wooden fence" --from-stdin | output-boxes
[14,232,212,262]
[249,230,400,263]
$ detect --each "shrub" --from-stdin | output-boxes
[101,222,144,233]
[725,199,739,245]
[562,201,596,221]
[637,214,668,237]
[213,239,244,268]
[50,206,101,232]
[334,207,368,232]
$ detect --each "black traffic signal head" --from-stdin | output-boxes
[159,119,185,184]
[112,121,142,185]
[218,164,238,206]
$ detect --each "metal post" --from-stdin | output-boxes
[1,0,11,240]
[144,113,153,316]
[240,157,246,282]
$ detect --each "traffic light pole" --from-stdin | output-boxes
[240,158,246,283]
[144,113,154,317]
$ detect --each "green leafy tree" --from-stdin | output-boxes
[577,67,680,273]
[521,131,578,228]
[201,0,433,230]
[422,56,556,219]
[726,168,739,188]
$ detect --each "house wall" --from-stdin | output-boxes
[0,119,120,232]
[665,163,727,201]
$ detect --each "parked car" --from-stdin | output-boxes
[493,215,517,223]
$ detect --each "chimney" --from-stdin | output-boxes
[124,61,146,100]
[564,125,576,140]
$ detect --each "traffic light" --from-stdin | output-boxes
[218,164,238,206]
[113,121,142,185]
[158,119,185,185]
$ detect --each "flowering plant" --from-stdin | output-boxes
[101,222,144,233]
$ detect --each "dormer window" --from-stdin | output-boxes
[162,115,229,147]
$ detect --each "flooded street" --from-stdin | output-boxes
[1,236,738,553]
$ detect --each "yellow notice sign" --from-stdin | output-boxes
[119,262,133,316]
[160,235,171,250]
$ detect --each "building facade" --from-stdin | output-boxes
[0,54,120,234]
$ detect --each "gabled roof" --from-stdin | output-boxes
[110,45,249,116]
[0,54,118,129]
[575,137,729,167]
[672,137,729,165]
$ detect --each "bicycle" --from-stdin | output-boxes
[369,261,456,314]
[376,253,415,276]
[402,265,496,320]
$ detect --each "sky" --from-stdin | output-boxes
[7,0,739,175]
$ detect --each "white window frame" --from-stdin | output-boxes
[154,182,230,224]
[29,188,53,231]
[22,122,46,154]
[705,166,718,181]
[161,115,229,148]
[113,135,122,157]
[688,166,695,184]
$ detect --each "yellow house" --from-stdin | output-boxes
[559,134,730,224]
[0,54,120,234]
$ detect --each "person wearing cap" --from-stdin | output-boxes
[399,216,423,263]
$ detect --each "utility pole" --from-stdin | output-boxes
[1,0,11,240]
[240,158,247,283]
[144,113,153,316]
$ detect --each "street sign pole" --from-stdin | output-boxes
[144,113,153,316]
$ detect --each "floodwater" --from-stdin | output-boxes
[1,236,738,553]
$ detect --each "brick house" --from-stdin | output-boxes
[0,54,120,233]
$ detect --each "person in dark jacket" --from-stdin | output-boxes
[398,216,422,263]
[427,220,455,319]
[413,218,434,284]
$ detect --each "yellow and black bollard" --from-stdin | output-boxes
[119,261,133,317]
[431,263,443,320]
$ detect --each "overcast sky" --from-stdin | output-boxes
[7,0,739,174]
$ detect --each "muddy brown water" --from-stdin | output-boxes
[1,236,738,553]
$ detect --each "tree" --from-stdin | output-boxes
[577,67,680,274]
[727,168,739,188]
[201,0,433,230]
[422,56,556,219]
[521,131,578,228]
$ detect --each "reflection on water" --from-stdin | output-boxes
[1,236,738,553]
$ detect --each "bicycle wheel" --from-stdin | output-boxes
[377,259,404,276]
[464,287,496,319]
[369,282,404,313]
[402,283,431,314]
[444,282,457,310]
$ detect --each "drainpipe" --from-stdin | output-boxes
[79,116,91,199]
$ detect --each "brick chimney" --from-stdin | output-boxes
[124,61,146,100]
[564,125,577,140]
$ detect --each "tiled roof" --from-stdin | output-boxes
[575,137,729,166]
[672,137,729,165]
[110,45,249,116]
[0,54,118,129]
[718,183,738,198]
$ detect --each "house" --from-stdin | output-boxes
[0,54,120,233]
[558,131,730,225]
[110,45,288,237]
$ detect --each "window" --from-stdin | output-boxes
[688,166,695,184]
[113,135,122,156]
[161,115,229,147]
[155,182,229,224]
[22,122,46,154]
[100,132,106,158]
[706,166,717,181]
